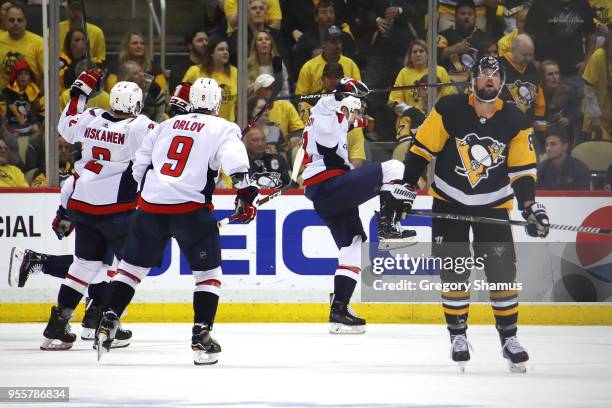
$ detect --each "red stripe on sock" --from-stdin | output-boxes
[196,279,221,287]
[337,265,361,274]
[117,269,141,283]
[66,273,89,287]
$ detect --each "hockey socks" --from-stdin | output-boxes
[333,275,357,304]
[44,255,74,278]
[193,291,219,328]
[442,289,470,335]
[104,280,135,317]
[490,289,519,338]
[57,285,83,311]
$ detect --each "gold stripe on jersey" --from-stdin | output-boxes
[507,128,537,184]
[409,107,449,161]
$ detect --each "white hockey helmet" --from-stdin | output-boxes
[190,77,222,114]
[110,81,143,115]
[338,95,362,114]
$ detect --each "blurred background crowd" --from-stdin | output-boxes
[0,0,610,191]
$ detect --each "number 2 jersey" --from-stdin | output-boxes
[132,112,249,213]
[301,95,353,186]
[57,101,156,214]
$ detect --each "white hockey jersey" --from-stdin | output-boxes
[133,112,249,213]
[301,96,353,186]
[57,102,156,214]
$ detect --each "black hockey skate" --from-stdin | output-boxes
[329,294,366,334]
[450,333,472,373]
[84,300,132,349]
[41,306,77,350]
[501,335,529,373]
[191,324,221,365]
[95,310,119,361]
[8,247,45,288]
[376,211,417,250]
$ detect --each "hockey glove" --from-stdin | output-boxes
[521,202,550,238]
[70,69,103,98]
[231,186,259,224]
[381,182,417,219]
[168,82,192,117]
[52,206,74,240]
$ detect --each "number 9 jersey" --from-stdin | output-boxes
[132,112,249,213]
[57,105,156,214]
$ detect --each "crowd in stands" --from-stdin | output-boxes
[0,0,610,191]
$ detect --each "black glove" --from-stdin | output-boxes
[51,206,74,240]
[70,69,102,98]
[231,186,259,224]
[521,202,550,238]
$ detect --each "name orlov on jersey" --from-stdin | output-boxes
[454,133,506,188]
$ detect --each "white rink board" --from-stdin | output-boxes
[0,192,610,303]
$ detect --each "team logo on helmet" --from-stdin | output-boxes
[505,80,537,113]
[455,133,506,187]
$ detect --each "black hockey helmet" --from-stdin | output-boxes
[470,56,505,102]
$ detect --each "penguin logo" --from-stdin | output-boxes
[455,133,506,187]
[506,80,537,113]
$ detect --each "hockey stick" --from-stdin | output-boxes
[408,210,612,236]
[79,0,91,66]
[276,81,469,102]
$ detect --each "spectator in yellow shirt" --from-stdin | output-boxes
[59,0,106,63]
[182,36,238,122]
[388,39,455,117]
[0,4,44,90]
[497,6,528,57]
[583,29,612,140]
[0,137,27,187]
[59,28,88,92]
[295,25,361,96]
[225,0,282,33]
[248,30,289,96]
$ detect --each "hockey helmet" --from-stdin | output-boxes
[335,77,369,100]
[190,77,222,114]
[470,56,505,102]
[110,81,143,115]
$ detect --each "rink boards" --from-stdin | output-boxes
[1,189,611,324]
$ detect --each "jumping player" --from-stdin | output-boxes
[402,57,550,373]
[40,70,156,350]
[96,78,257,365]
[302,77,417,335]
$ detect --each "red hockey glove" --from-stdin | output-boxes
[70,69,102,98]
[231,186,259,224]
[169,82,192,117]
[51,206,74,240]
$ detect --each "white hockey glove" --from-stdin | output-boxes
[521,202,550,238]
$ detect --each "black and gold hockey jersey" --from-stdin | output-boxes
[499,54,545,123]
[408,94,536,209]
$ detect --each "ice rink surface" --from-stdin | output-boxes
[1,323,611,408]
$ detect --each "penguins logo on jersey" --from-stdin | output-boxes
[455,133,506,187]
[506,80,537,113]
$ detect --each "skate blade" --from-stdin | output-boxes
[81,327,95,340]
[96,331,110,361]
[40,338,73,351]
[507,360,527,373]
[193,351,219,365]
[93,338,131,350]
[377,237,417,251]
[8,247,22,288]
[457,361,467,373]
[329,323,366,335]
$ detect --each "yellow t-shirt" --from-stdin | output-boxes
[0,31,44,90]
[295,55,361,96]
[589,0,611,25]
[497,30,517,58]
[59,88,111,111]
[182,65,238,123]
[582,47,612,140]
[0,165,28,187]
[268,100,304,139]
[388,66,455,109]
[59,20,106,63]
[225,0,282,33]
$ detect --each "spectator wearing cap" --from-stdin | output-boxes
[252,73,304,153]
[537,128,590,190]
[297,63,367,168]
[0,136,27,187]
[497,5,528,57]
[243,126,291,186]
[59,0,106,63]
[295,25,361,97]
[168,28,208,91]
[246,95,286,157]
[0,3,44,90]
[292,0,357,80]
[0,59,43,140]
[248,30,289,96]
[437,0,491,83]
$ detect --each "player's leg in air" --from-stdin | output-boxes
[304,159,416,334]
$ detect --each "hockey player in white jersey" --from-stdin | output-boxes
[40,70,156,350]
[97,78,258,365]
[302,78,417,334]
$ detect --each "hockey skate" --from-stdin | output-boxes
[191,324,221,365]
[450,333,472,373]
[501,336,529,373]
[8,247,44,288]
[376,211,417,251]
[329,294,366,334]
[95,310,119,361]
[41,306,77,350]
[84,300,132,349]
